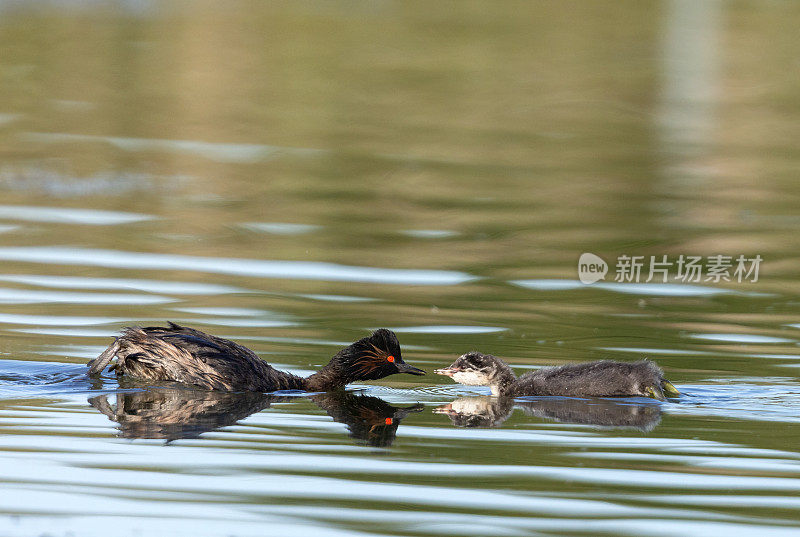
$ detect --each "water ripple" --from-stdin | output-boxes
[400,229,459,239]
[0,313,123,326]
[22,131,327,164]
[0,247,476,286]
[389,325,507,334]
[511,279,741,297]
[688,333,795,344]
[0,287,173,305]
[240,222,322,235]
[0,204,153,225]
[0,274,247,295]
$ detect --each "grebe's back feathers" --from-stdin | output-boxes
[90,323,305,391]
[518,359,666,398]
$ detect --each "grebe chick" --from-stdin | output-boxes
[435,352,678,400]
[88,323,425,392]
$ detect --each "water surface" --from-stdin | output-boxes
[1,1,800,536]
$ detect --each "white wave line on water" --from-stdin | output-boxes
[0,313,125,326]
[20,131,537,171]
[21,131,328,164]
[388,325,507,334]
[0,274,247,295]
[0,247,477,286]
[4,443,800,494]
[0,204,154,225]
[0,287,173,305]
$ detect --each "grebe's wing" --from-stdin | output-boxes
[89,323,303,391]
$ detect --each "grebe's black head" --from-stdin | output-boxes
[334,328,425,381]
[434,351,506,386]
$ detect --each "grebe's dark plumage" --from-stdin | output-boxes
[435,352,678,399]
[88,323,425,392]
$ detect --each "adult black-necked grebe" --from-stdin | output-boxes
[435,352,678,399]
[88,323,425,392]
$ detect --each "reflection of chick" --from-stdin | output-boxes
[515,398,662,432]
[433,396,514,428]
[434,396,662,432]
[89,387,276,441]
[312,392,424,448]
[436,352,679,399]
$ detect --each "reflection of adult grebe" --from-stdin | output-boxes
[90,387,423,446]
[89,387,276,441]
[435,352,678,399]
[311,392,424,447]
[435,396,662,431]
[88,324,424,391]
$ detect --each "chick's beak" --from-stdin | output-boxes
[396,361,426,376]
[432,403,455,415]
[434,367,459,377]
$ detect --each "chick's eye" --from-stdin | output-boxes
[387,355,395,363]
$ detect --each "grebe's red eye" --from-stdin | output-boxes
[387,355,395,363]
[384,417,393,425]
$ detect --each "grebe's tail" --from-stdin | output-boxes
[87,338,120,375]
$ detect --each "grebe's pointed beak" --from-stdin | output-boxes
[394,403,426,419]
[396,362,426,376]
[434,367,459,377]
